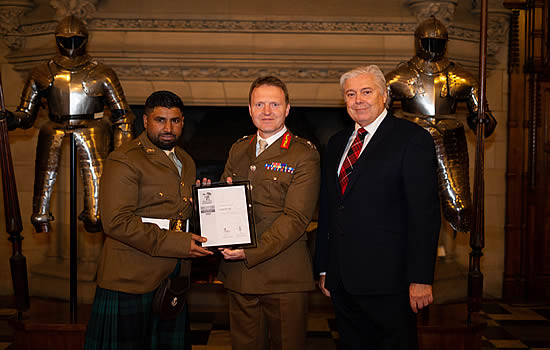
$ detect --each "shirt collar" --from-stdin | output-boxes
[162,148,176,156]
[355,109,387,136]
[257,126,288,147]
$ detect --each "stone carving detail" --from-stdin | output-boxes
[110,65,349,82]
[486,12,510,56]
[471,0,511,57]
[50,0,98,21]
[89,18,420,34]
[0,0,34,50]
[18,17,479,41]
[407,0,458,25]
[20,21,57,34]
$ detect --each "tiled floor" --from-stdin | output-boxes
[0,298,549,349]
[185,302,550,350]
[479,303,550,349]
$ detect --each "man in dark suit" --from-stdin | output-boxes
[315,65,441,349]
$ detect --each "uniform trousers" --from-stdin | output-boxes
[331,282,418,350]
[228,290,308,350]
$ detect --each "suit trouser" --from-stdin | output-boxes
[228,290,308,350]
[331,283,418,350]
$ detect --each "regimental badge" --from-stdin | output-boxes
[280,132,291,149]
[265,162,295,174]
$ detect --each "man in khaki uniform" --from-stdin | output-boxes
[219,76,320,350]
[85,91,212,350]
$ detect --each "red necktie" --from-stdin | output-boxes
[338,128,367,194]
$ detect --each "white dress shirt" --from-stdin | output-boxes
[336,109,387,175]
[256,126,288,157]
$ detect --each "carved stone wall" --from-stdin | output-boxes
[0,0,510,301]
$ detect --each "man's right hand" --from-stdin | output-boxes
[318,274,331,297]
[189,233,213,257]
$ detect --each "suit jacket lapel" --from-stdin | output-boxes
[341,114,395,198]
[247,134,257,163]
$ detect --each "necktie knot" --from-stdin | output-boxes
[258,139,268,156]
[357,127,367,139]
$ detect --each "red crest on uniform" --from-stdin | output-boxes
[280,132,291,149]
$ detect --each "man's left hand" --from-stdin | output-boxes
[219,247,245,260]
[409,283,433,313]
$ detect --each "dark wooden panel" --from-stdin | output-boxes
[10,298,91,350]
[504,2,550,303]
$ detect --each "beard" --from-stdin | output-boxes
[147,131,178,150]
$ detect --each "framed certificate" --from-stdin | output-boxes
[192,181,257,249]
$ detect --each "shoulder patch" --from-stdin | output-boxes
[280,132,291,149]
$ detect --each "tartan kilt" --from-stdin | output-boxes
[85,263,189,350]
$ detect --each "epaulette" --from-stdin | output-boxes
[120,137,145,154]
[292,135,317,150]
[236,134,254,144]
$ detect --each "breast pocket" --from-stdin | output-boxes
[262,171,293,206]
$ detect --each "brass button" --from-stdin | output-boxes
[250,165,256,171]
[273,177,277,181]
[181,182,185,187]
[183,198,188,202]
[159,192,164,197]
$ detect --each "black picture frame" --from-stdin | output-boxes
[192,180,257,249]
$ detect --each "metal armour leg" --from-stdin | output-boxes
[74,120,112,232]
[428,120,472,232]
[32,122,65,232]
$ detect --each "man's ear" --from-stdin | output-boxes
[143,114,148,129]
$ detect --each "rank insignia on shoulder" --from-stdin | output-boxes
[146,148,155,153]
[265,162,295,174]
[306,140,317,150]
[236,135,253,143]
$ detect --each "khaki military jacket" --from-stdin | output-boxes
[219,130,320,294]
[97,132,195,294]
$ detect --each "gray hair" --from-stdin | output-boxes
[340,65,387,97]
